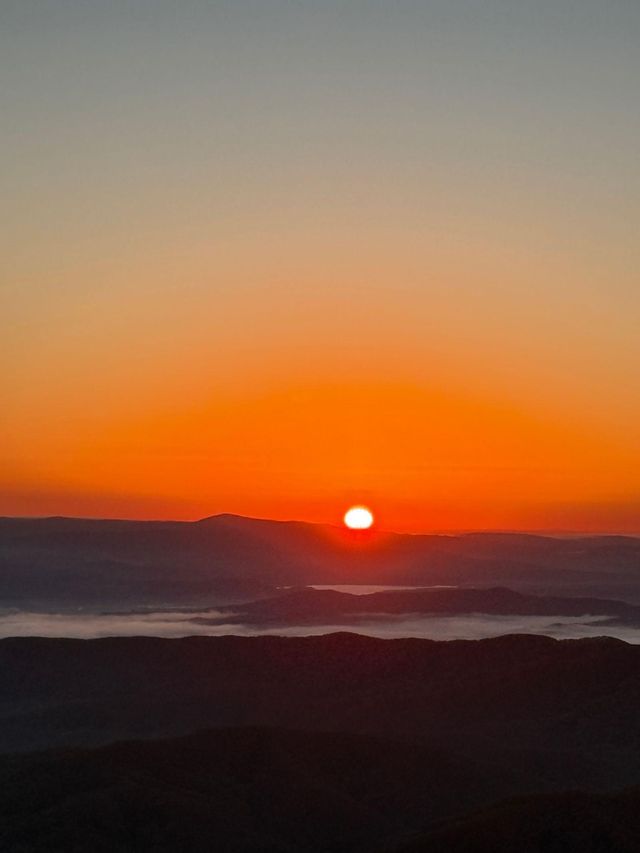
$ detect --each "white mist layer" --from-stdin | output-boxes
[0,609,638,642]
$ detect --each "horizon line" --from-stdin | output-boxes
[1,511,638,538]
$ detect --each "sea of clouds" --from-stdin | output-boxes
[0,607,638,642]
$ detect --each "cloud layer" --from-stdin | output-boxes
[0,608,637,643]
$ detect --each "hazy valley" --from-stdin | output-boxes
[2,515,640,850]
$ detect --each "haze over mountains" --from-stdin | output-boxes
[2,514,639,611]
[210,585,640,627]
[0,517,639,850]
[3,515,640,850]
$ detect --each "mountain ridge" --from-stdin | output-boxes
[3,514,640,609]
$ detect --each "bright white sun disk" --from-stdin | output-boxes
[344,506,374,530]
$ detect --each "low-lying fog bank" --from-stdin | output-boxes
[0,607,638,642]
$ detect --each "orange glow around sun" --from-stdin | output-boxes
[2,2,640,536]
[344,506,374,530]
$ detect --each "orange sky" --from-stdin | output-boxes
[2,2,639,532]
[3,364,639,531]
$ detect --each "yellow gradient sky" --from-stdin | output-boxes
[2,1,639,531]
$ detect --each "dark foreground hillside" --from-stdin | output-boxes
[395,789,640,853]
[2,633,640,851]
[0,727,530,852]
[2,633,640,770]
[2,729,640,853]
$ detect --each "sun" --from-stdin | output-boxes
[343,506,374,530]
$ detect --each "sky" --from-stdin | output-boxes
[2,0,639,532]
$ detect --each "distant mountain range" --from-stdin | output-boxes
[1,514,639,609]
[203,585,640,627]
[4,516,640,849]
